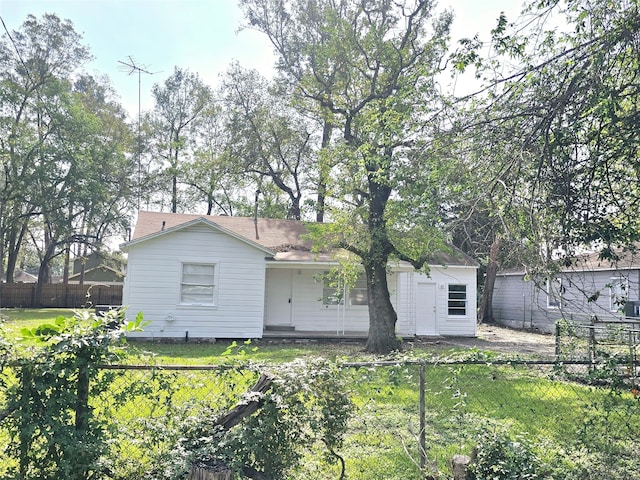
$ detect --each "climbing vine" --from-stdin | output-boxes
[0,309,145,480]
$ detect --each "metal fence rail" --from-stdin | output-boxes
[556,319,640,373]
[2,359,638,479]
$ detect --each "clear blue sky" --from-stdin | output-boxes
[0,0,523,118]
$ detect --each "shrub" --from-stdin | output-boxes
[0,309,144,480]
[143,358,353,479]
[467,428,545,480]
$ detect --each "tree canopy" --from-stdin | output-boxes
[3,1,640,351]
[455,0,640,267]
[441,0,640,323]
[240,0,460,352]
[0,14,136,298]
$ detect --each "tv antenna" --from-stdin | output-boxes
[118,56,156,210]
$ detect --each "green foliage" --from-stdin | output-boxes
[546,362,640,479]
[1,309,145,480]
[219,63,314,220]
[3,312,640,479]
[460,0,640,273]
[144,358,353,479]
[467,428,546,480]
[220,338,257,357]
[146,66,213,213]
[567,388,640,479]
[239,0,459,353]
[1,13,136,290]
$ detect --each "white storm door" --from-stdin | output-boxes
[415,282,437,335]
[265,269,293,327]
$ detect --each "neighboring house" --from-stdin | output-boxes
[120,211,478,339]
[69,251,125,284]
[1,270,38,283]
[492,249,640,333]
[68,265,124,284]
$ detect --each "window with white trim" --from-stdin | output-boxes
[447,284,467,316]
[322,272,368,306]
[349,274,368,306]
[609,277,628,312]
[181,263,216,304]
[547,277,563,309]
[322,279,343,306]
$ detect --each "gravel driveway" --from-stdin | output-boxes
[434,323,557,357]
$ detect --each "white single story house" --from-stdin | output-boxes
[120,211,478,339]
[492,249,640,333]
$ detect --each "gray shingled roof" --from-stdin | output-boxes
[498,247,640,276]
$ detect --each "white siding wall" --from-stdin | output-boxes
[394,272,414,336]
[123,224,267,339]
[269,266,477,336]
[123,223,479,339]
[432,267,477,336]
[268,268,371,332]
[394,268,477,336]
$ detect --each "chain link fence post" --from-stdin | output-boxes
[419,360,426,474]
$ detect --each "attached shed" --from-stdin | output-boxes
[121,211,478,339]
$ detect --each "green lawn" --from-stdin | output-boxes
[0,307,76,331]
[128,338,372,364]
[1,308,639,479]
[0,308,456,363]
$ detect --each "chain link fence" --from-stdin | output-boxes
[556,317,640,366]
[3,357,637,479]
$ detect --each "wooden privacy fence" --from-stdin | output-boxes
[0,283,123,308]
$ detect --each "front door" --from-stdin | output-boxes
[265,269,293,327]
[415,282,437,335]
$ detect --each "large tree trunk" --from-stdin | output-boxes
[365,261,401,353]
[4,221,29,283]
[363,173,400,354]
[189,462,233,480]
[479,237,501,324]
[316,119,332,223]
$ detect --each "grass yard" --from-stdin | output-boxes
[128,338,372,364]
[0,307,76,333]
[0,307,457,363]
[94,361,619,479]
[1,308,639,479]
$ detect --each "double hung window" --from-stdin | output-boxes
[181,263,216,305]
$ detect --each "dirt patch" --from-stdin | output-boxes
[426,324,556,357]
